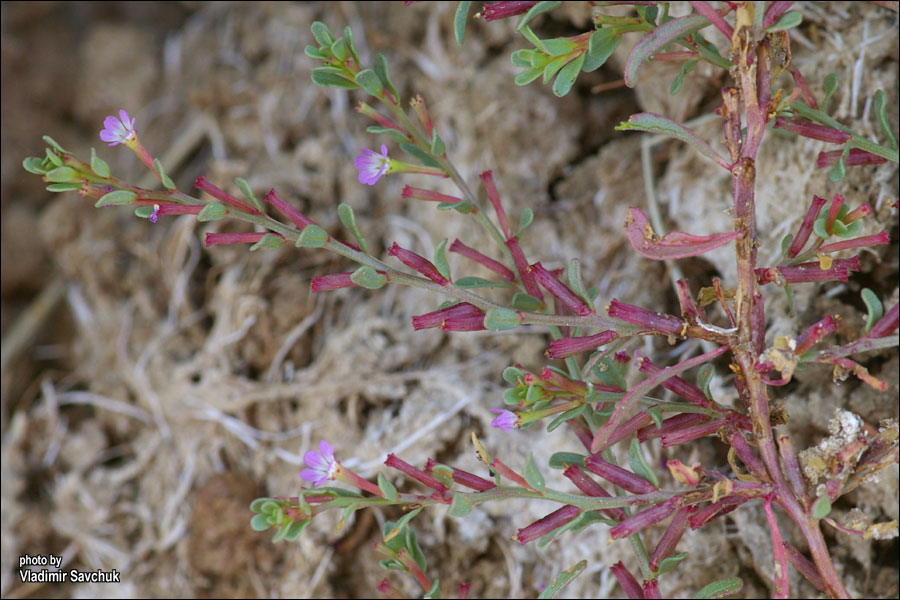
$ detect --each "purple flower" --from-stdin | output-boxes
[301,440,338,486]
[99,109,137,146]
[354,144,390,185]
[490,409,518,432]
[149,204,160,224]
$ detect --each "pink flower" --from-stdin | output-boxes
[490,408,518,432]
[354,144,390,185]
[99,110,137,146]
[301,440,338,486]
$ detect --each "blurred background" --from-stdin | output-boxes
[1,2,897,598]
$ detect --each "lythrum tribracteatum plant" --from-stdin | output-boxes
[23,2,899,598]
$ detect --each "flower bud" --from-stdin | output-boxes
[514,505,580,544]
[388,242,449,285]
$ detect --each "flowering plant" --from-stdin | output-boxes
[22,2,898,598]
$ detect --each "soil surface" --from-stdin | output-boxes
[1,2,897,598]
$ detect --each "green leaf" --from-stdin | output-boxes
[272,522,292,543]
[572,510,616,530]
[516,1,561,31]
[42,135,68,154]
[549,452,585,469]
[355,69,383,97]
[448,493,474,518]
[566,259,593,307]
[537,512,584,548]
[504,387,525,405]
[656,552,689,575]
[330,38,348,62]
[829,156,846,183]
[249,233,286,252]
[780,233,794,256]
[829,143,851,183]
[547,403,587,432]
[636,4,659,25]
[95,190,137,207]
[433,238,451,280]
[350,265,387,289]
[812,495,832,519]
[398,142,443,169]
[250,513,271,531]
[525,383,543,405]
[553,53,585,96]
[454,276,513,289]
[617,112,728,168]
[344,26,358,63]
[153,158,177,190]
[518,207,534,235]
[862,288,884,333]
[45,166,78,182]
[437,199,475,213]
[311,68,359,89]
[46,183,82,192]
[45,148,63,167]
[337,203,368,252]
[22,156,47,175]
[430,131,445,156]
[515,65,545,86]
[523,453,546,492]
[430,464,454,488]
[378,473,398,502]
[235,177,263,213]
[519,25,544,50]
[310,21,335,47]
[511,49,536,67]
[366,126,410,143]
[282,518,310,542]
[766,11,803,32]
[647,405,663,428]
[423,579,441,599]
[250,497,277,513]
[697,363,715,400]
[90,148,110,178]
[503,366,525,384]
[484,307,522,331]
[378,558,405,571]
[393,507,423,535]
[538,560,587,599]
[510,292,543,312]
[592,356,627,392]
[834,220,861,238]
[624,15,707,87]
[454,1,472,45]
[584,29,620,72]
[873,90,898,150]
[542,54,569,85]
[822,73,839,113]
[134,205,155,218]
[198,201,228,222]
[405,526,427,571]
[813,215,829,239]
[543,37,578,56]
[694,578,743,599]
[628,438,660,488]
[304,44,331,60]
[670,59,697,95]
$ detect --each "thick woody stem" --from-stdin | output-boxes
[727,10,848,598]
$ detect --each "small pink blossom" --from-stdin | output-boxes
[99,109,137,146]
[354,144,391,185]
[302,440,338,486]
[490,408,518,432]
